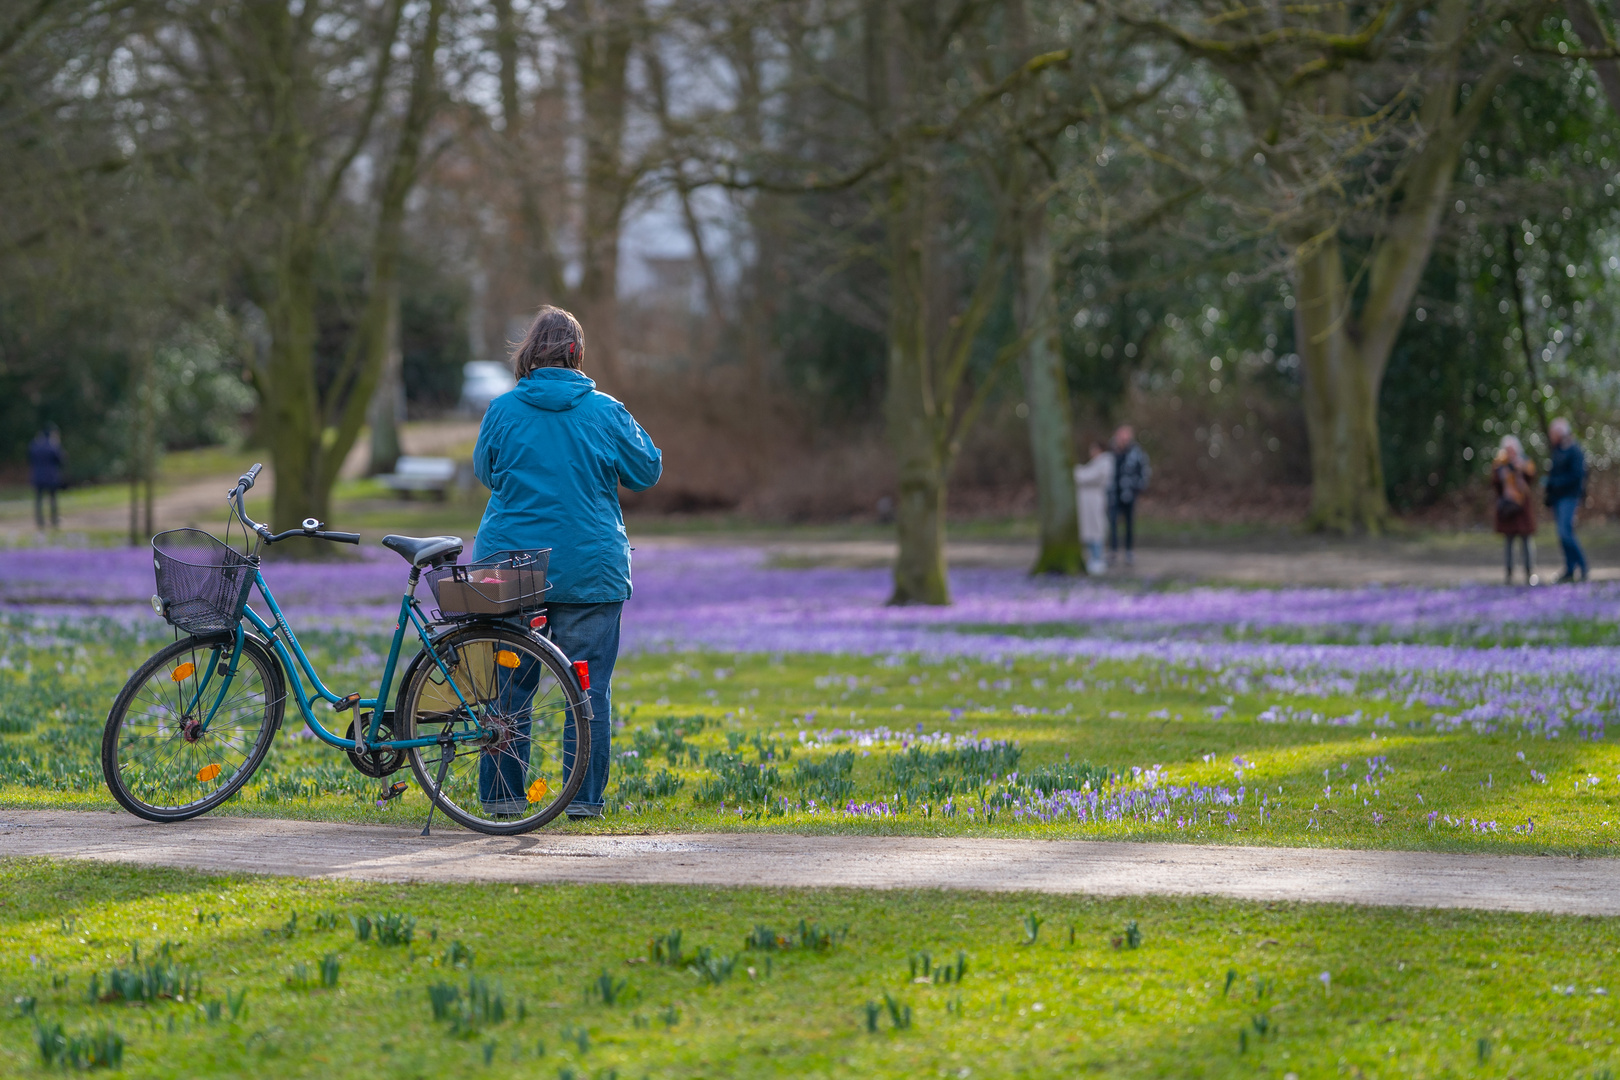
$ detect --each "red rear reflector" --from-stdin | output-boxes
[572,660,590,690]
[530,614,547,629]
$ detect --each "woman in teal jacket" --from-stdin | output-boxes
[474,305,662,818]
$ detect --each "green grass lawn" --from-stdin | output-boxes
[4,625,1617,855]
[1,858,1615,1078]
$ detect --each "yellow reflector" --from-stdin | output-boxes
[495,650,521,669]
[196,763,222,782]
[171,663,196,682]
[527,778,549,803]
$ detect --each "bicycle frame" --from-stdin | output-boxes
[198,570,478,752]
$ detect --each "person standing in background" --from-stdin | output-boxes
[1546,417,1589,583]
[27,424,64,530]
[1074,439,1114,575]
[1490,434,1537,585]
[1109,424,1150,567]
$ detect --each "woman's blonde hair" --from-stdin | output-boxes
[512,305,585,378]
[1499,433,1523,458]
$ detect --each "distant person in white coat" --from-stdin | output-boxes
[1074,439,1114,575]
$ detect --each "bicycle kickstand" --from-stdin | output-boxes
[420,738,454,838]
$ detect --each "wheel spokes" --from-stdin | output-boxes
[413,637,575,824]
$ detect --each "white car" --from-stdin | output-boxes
[459,361,516,413]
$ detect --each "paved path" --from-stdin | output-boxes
[2,811,1615,916]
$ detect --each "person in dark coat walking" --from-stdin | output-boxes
[1490,434,1537,585]
[27,425,64,530]
[1545,417,1589,583]
[1109,424,1150,567]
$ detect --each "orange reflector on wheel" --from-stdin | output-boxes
[196,763,222,782]
[171,663,196,682]
[527,778,549,803]
[572,660,590,690]
[495,650,521,669]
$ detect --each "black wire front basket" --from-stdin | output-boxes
[152,529,256,636]
[425,549,550,621]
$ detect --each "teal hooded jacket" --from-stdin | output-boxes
[472,368,663,602]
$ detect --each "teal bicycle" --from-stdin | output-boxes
[100,463,591,835]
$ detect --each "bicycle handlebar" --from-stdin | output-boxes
[226,464,360,547]
[264,526,361,545]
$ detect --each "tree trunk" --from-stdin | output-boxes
[892,454,950,605]
[1016,202,1082,574]
[494,0,566,303]
[1292,233,1389,532]
[367,277,405,476]
[884,156,952,605]
[574,0,634,391]
[264,240,326,531]
[1003,0,1080,574]
[315,0,443,518]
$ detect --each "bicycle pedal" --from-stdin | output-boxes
[377,781,409,805]
[333,693,361,713]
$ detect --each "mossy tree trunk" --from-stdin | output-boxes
[1152,0,1516,533]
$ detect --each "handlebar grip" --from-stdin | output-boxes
[320,531,361,545]
[238,463,264,492]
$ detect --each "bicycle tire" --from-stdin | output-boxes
[102,634,284,822]
[398,624,589,835]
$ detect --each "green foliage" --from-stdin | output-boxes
[1012,760,1112,796]
[775,295,888,422]
[687,946,735,986]
[615,768,684,801]
[442,939,474,968]
[85,943,202,1004]
[590,970,626,1006]
[35,1019,123,1069]
[882,991,912,1030]
[693,752,781,804]
[355,912,415,946]
[648,929,683,967]
[792,750,854,802]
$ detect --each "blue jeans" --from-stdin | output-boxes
[479,601,622,814]
[1554,497,1588,577]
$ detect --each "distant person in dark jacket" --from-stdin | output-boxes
[1490,434,1537,585]
[1109,424,1151,567]
[27,425,64,530]
[1545,417,1589,583]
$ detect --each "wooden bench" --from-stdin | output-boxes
[376,456,458,501]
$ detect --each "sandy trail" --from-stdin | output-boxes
[2,810,1613,915]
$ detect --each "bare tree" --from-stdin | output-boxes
[1130,0,1529,532]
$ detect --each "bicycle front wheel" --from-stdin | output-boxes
[399,625,588,834]
[101,634,284,821]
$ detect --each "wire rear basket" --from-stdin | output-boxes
[152,529,256,636]
[426,549,550,620]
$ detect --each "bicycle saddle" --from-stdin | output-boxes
[381,534,463,566]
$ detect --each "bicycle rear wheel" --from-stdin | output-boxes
[102,634,284,821]
[398,625,588,834]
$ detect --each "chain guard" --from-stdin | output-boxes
[346,712,406,779]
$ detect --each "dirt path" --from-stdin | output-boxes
[0,420,480,540]
[760,537,1620,585]
[2,810,1613,915]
